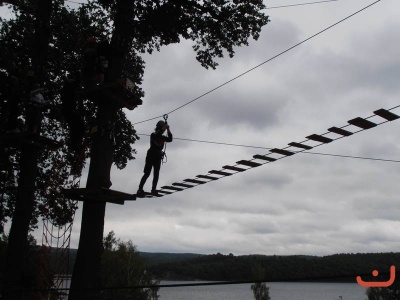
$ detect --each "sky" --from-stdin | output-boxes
[4,0,400,257]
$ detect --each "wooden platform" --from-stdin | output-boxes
[0,131,61,150]
[135,191,164,198]
[62,188,136,205]
[82,78,142,110]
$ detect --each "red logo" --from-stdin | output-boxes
[356,266,396,287]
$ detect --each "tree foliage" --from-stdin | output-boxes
[0,0,269,232]
[251,283,271,300]
[149,252,400,282]
[0,0,139,230]
[366,280,400,300]
[100,231,159,300]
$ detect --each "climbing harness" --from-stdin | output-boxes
[162,114,168,164]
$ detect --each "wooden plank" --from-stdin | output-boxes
[374,109,399,121]
[184,179,207,185]
[306,134,333,143]
[288,142,313,150]
[144,191,162,198]
[196,175,219,180]
[348,117,377,129]
[209,170,232,176]
[222,165,246,172]
[328,127,353,136]
[236,160,261,168]
[270,148,294,156]
[160,186,183,191]
[253,155,276,162]
[157,190,172,194]
[173,182,194,188]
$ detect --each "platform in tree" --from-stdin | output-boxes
[0,131,61,150]
[82,78,142,110]
[62,187,136,205]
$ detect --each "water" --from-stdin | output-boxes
[159,281,367,300]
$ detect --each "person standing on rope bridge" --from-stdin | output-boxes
[137,119,173,196]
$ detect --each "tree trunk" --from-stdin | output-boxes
[68,0,134,299]
[2,1,52,299]
[68,103,117,299]
[2,145,40,300]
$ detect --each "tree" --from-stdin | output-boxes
[70,1,269,298]
[99,231,159,300]
[251,282,271,300]
[251,264,271,300]
[366,281,400,300]
[0,1,139,298]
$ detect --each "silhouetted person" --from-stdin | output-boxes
[81,38,123,87]
[60,75,85,154]
[26,84,48,133]
[137,120,173,196]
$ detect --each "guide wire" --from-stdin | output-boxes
[136,134,400,164]
[266,0,339,10]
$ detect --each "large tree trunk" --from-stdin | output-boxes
[3,145,40,300]
[2,1,52,299]
[68,103,117,299]
[68,0,134,299]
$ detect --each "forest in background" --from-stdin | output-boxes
[145,251,400,282]
[36,247,400,282]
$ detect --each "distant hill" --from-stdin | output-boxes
[138,252,204,267]
[57,249,400,283]
[147,252,400,282]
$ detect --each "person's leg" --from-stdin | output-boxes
[151,158,162,192]
[138,158,152,192]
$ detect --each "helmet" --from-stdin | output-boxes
[156,120,165,129]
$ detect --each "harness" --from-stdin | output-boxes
[162,114,168,164]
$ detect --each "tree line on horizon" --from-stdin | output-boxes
[147,251,400,282]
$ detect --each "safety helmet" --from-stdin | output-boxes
[156,120,165,129]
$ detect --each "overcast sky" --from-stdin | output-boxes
[5,0,400,256]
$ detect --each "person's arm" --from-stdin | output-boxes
[165,126,173,142]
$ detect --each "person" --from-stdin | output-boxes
[26,84,48,133]
[60,74,85,154]
[137,120,173,196]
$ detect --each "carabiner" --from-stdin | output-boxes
[163,114,168,122]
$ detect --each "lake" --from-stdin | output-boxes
[159,281,367,300]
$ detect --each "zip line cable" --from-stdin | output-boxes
[64,0,85,4]
[137,134,400,164]
[64,0,340,7]
[133,0,382,126]
[266,0,339,10]
[302,151,400,163]
[137,134,274,150]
